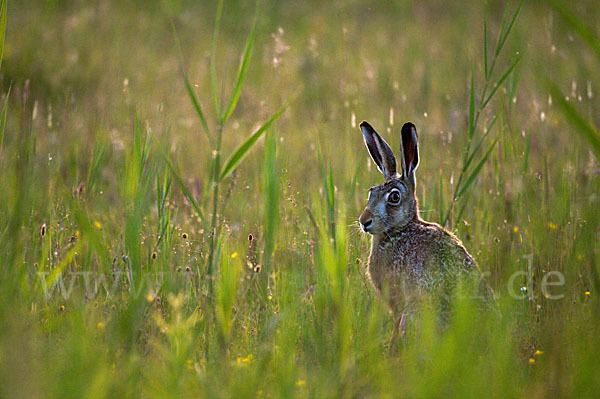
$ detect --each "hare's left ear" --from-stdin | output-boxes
[360,121,397,180]
[400,122,419,184]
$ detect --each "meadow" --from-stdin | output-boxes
[1,0,599,397]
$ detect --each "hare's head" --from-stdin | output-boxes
[358,121,420,235]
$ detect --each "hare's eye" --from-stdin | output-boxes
[387,189,401,205]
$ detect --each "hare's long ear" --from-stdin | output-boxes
[400,122,419,185]
[360,121,397,180]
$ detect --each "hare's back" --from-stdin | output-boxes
[410,221,477,272]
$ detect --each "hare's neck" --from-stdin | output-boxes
[370,234,390,265]
[373,221,417,246]
[398,196,421,230]
[387,207,422,235]
[412,197,421,222]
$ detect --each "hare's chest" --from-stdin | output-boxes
[367,238,425,294]
[367,245,391,293]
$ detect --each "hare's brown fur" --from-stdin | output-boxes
[359,121,492,323]
[367,209,480,318]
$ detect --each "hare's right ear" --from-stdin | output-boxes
[400,122,419,185]
[360,121,397,180]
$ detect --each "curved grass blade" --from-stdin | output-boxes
[456,137,498,198]
[547,0,600,59]
[184,74,213,146]
[464,114,498,172]
[43,240,85,295]
[170,20,213,145]
[0,85,10,153]
[481,54,521,109]
[547,80,600,157]
[496,0,523,57]
[455,186,474,223]
[162,154,207,225]
[86,134,108,193]
[222,23,256,123]
[468,74,475,139]
[219,101,287,182]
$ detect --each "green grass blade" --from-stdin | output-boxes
[0,85,10,153]
[316,143,335,242]
[219,101,287,181]
[211,0,224,122]
[483,17,488,79]
[464,114,498,172]
[162,154,207,225]
[493,2,511,57]
[547,80,600,157]
[457,137,498,198]
[262,129,279,272]
[86,135,108,193]
[184,74,213,145]
[455,186,474,223]
[43,240,85,294]
[481,54,521,109]
[155,166,161,217]
[326,155,335,237]
[327,157,335,212]
[468,73,475,138]
[155,214,170,249]
[497,0,523,56]
[547,0,600,59]
[316,142,328,202]
[523,130,531,173]
[348,162,361,205]
[170,20,213,144]
[0,0,6,69]
[222,23,256,123]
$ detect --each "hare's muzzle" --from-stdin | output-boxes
[359,210,373,233]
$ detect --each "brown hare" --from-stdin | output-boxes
[358,121,493,334]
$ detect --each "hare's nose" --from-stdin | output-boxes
[360,219,372,232]
[359,210,373,232]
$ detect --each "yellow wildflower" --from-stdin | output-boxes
[236,354,253,365]
[295,380,306,387]
[547,222,558,230]
[528,358,535,365]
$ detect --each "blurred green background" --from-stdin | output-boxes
[1,0,599,397]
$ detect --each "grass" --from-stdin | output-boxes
[1,0,600,398]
